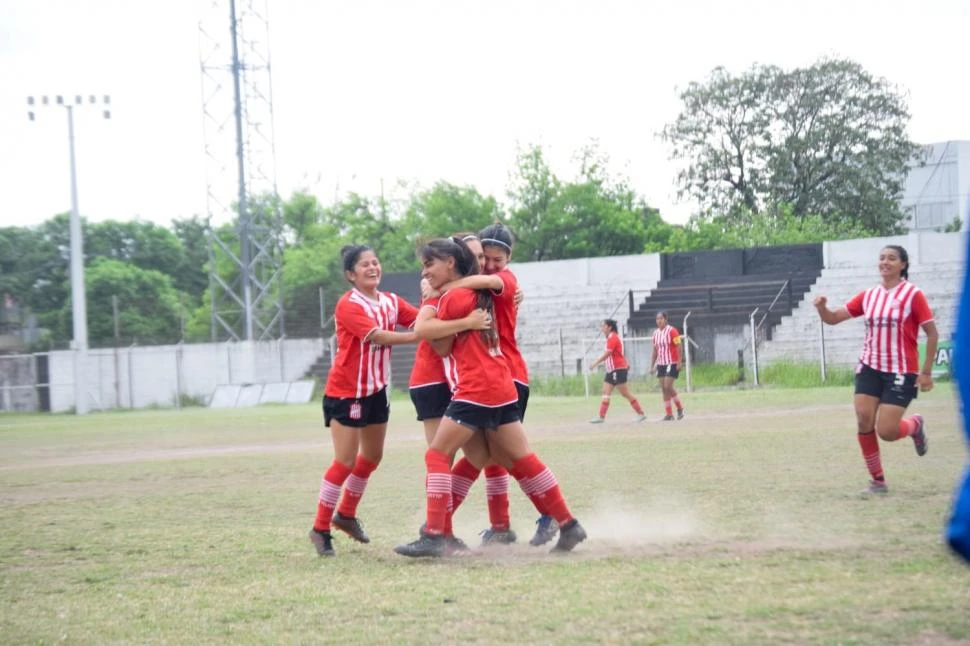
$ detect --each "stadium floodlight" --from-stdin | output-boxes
[26,93,111,415]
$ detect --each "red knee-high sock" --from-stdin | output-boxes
[511,453,573,526]
[672,396,683,411]
[598,397,610,419]
[897,417,917,439]
[664,399,672,416]
[450,457,482,514]
[484,464,511,530]
[425,448,452,536]
[336,455,378,518]
[313,460,352,532]
[858,431,884,482]
[630,398,644,415]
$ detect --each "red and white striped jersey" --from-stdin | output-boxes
[604,332,629,372]
[652,325,681,365]
[844,281,934,374]
[325,288,419,399]
[408,299,459,392]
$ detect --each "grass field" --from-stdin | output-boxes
[1,386,969,644]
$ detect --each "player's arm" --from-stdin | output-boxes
[440,274,504,294]
[814,295,852,325]
[589,350,610,370]
[367,329,417,346]
[414,308,491,341]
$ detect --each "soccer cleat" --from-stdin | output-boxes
[634,414,647,423]
[308,529,335,557]
[445,534,471,556]
[529,515,558,546]
[662,415,675,421]
[911,414,928,456]
[589,417,605,424]
[331,511,370,544]
[861,480,889,496]
[677,408,685,420]
[394,532,446,558]
[479,527,518,546]
[550,519,588,553]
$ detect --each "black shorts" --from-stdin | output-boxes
[656,364,679,379]
[854,363,918,407]
[444,400,520,432]
[322,387,390,428]
[604,369,629,386]
[515,381,530,422]
[409,383,452,421]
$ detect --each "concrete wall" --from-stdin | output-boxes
[513,252,662,292]
[823,230,966,268]
[42,338,325,413]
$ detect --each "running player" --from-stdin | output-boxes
[588,319,647,423]
[813,245,938,496]
[395,237,587,557]
[650,311,685,420]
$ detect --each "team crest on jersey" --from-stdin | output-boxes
[349,401,362,420]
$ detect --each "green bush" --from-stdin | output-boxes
[755,360,854,387]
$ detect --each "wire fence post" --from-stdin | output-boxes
[750,308,760,387]
[559,327,565,377]
[819,318,827,382]
[684,311,693,393]
[175,342,183,410]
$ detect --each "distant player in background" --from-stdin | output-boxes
[813,245,938,496]
[947,238,970,563]
[309,245,419,557]
[588,319,647,424]
[650,311,685,421]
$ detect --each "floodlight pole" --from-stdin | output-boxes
[65,105,89,415]
[28,94,111,415]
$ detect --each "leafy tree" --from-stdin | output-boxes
[69,258,184,345]
[663,58,919,234]
[402,181,503,241]
[170,216,210,301]
[506,143,656,260]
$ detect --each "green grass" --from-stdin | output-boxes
[1,386,969,644]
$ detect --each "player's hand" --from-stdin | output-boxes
[466,308,492,330]
[917,373,934,392]
[420,278,436,300]
[514,287,524,308]
[813,295,828,309]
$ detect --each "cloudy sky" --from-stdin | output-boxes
[1,0,967,230]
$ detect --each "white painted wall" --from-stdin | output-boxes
[47,338,325,413]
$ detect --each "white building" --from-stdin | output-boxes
[900,140,970,231]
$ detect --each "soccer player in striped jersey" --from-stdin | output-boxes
[650,311,685,421]
[395,237,587,557]
[588,319,647,424]
[309,245,422,557]
[814,245,939,496]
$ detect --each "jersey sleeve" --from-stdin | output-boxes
[845,291,865,318]
[606,334,620,353]
[395,295,420,328]
[671,328,682,345]
[335,298,378,339]
[911,290,935,325]
[437,289,474,321]
[492,270,516,302]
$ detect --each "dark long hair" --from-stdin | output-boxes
[418,237,498,348]
[883,245,910,280]
[604,319,618,333]
[478,222,514,256]
[340,244,373,276]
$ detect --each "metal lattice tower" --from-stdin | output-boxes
[199,0,284,341]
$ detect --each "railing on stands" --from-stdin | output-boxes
[739,279,792,386]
